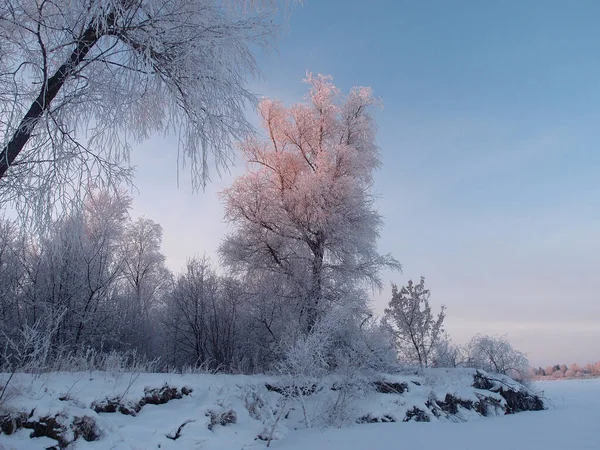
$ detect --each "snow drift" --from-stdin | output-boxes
[0,368,544,449]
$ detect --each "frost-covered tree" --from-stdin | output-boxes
[431,336,462,368]
[220,74,399,335]
[0,217,27,336]
[1,191,124,353]
[36,189,130,349]
[0,187,181,361]
[163,256,242,370]
[465,334,530,381]
[384,277,446,368]
[117,217,171,355]
[0,0,292,219]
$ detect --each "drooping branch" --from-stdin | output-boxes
[0,16,112,179]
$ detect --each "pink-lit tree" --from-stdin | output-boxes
[220,74,399,335]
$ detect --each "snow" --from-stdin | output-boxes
[276,378,600,450]
[0,372,597,449]
[0,372,277,450]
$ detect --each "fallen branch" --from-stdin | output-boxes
[166,419,195,440]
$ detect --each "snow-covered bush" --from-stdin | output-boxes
[279,301,398,378]
[0,311,64,374]
[431,337,462,368]
[276,302,399,427]
[384,277,446,368]
[465,334,530,381]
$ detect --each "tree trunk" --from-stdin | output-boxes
[0,21,104,179]
[306,243,323,332]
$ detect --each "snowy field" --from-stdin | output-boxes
[276,378,600,450]
[0,372,597,449]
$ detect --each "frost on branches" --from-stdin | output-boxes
[0,0,289,220]
[384,277,446,368]
[465,334,530,381]
[220,74,399,337]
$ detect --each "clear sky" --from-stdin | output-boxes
[129,0,600,367]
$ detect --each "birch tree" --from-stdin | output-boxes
[0,0,291,219]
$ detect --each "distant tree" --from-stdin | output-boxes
[0,218,24,329]
[0,0,293,219]
[164,256,219,367]
[12,188,131,352]
[584,362,598,375]
[465,334,529,381]
[532,362,600,380]
[117,217,171,355]
[383,277,446,368]
[431,337,461,368]
[0,187,179,362]
[163,256,242,370]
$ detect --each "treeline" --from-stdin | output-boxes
[0,192,530,380]
[0,76,532,381]
[0,77,399,376]
[0,190,531,379]
[0,191,253,371]
[0,184,397,374]
[532,362,600,380]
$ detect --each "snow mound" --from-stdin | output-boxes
[0,368,544,449]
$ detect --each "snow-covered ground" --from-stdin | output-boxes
[276,378,600,450]
[0,371,597,449]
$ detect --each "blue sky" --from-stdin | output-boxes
[130,0,600,366]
